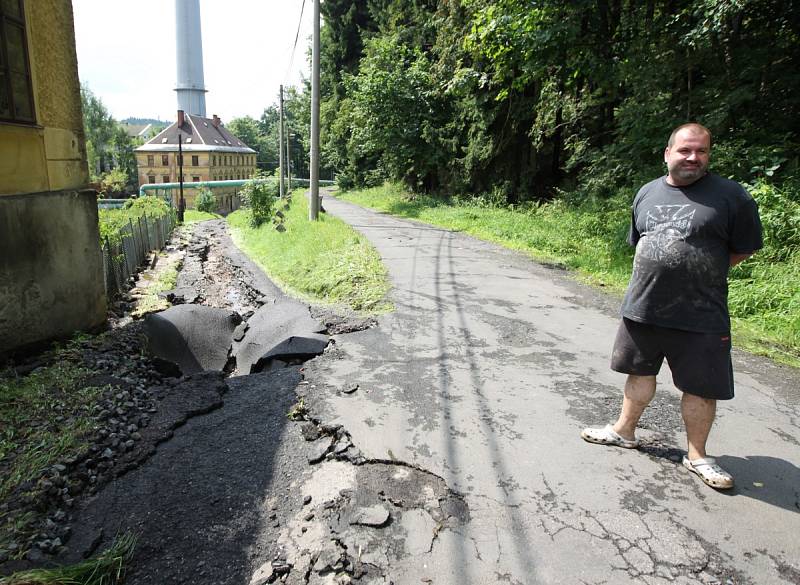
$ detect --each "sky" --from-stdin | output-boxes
[72,0,313,123]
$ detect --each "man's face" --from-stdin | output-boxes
[664,130,710,186]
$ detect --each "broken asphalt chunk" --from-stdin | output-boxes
[231,301,327,374]
[143,305,241,374]
[349,505,391,528]
[251,334,329,373]
[308,438,332,464]
[300,422,321,441]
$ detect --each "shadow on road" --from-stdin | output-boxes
[428,227,539,580]
[716,454,800,512]
[62,369,301,585]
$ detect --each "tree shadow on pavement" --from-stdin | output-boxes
[715,455,800,512]
[59,368,301,585]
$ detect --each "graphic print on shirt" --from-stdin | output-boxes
[639,204,696,267]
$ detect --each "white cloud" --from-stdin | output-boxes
[72,0,312,122]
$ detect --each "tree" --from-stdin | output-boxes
[314,0,800,200]
[81,84,138,189]
[228,115,272,172]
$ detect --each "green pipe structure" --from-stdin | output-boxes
[139,178,262,197]
[139,178,335,198]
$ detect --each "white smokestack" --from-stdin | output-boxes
[174,0,207,117]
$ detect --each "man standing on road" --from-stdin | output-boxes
[581,123,763,489]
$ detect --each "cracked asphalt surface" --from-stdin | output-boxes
[297,193,800,584]
[19,205,797,585]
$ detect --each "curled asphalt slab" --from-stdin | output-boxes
[297,193,800,585]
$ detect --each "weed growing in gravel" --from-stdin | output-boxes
[0,359,108,556]
[0,531,136,585]
[287,397,309,421]
[0,363,101,502]
[130,261,180,318]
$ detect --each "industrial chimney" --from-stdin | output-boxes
[174,0,207,117]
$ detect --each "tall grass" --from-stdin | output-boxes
[0,532,136,585]
[227,192,391,313]
[340,181,800,367]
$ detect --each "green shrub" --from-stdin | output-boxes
[99,196,174,244]
[98,168,128,198]
[123,195,172,217]
[239,172,279,227]
[195,187,217,213]
[746,179,800,262]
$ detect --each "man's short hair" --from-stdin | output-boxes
[668,123,712,148]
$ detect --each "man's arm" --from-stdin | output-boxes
[730,253,753,267]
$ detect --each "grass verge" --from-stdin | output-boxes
[227,192,392,313]
[183,210,221,224]
[339,183,799,368]
[0,532,135,585]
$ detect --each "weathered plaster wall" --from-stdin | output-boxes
[0,0,87,196]
[0,190,107,354]
[0,1,106,355]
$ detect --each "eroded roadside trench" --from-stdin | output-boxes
[53,219,471,585]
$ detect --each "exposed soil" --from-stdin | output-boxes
[0,219,432,585]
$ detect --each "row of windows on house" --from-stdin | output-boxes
[144,153,255,167]
[146,171,254,184]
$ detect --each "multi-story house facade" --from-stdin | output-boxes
[135,110,257,212]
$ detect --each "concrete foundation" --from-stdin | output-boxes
[0,189,107,355]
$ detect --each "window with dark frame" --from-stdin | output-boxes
[147,154,154,166]
[0,0,35,124]
[191,155,198,166]
[161,154,169,166]
[192,176,200,182]
[148,175,156,184]
[162,175,170,183]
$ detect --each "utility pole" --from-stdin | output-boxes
[279,85,286,198]
[178,134,185,222]
[309,0,320,220]
[287,133,293,192]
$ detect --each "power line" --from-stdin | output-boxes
[284,0,307,83]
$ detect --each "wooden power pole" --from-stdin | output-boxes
[309,0,320,220]
[279,84,285,198]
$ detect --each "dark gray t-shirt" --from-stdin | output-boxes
[621,173,763,333]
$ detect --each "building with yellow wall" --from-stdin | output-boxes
[135,111,256,212]
[0,0,106,356]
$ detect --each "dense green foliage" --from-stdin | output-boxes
[194,187,217,213]
[228,87,333,180]
[341,181,799,365]
[227,194,391,313]
[239,174,279,227]
[98,196,174,245]
[81,84,138,193]
[320,1,799,199]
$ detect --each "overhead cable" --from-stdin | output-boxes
[285,0,307,82]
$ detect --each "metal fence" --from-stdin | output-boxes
[101,213,177,299]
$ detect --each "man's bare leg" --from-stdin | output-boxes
[612,375,656,441]
[681,393,716,460]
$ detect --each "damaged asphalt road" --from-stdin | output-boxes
[296,195,800,585]
[12,208,798,585]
